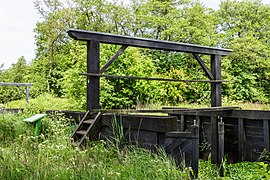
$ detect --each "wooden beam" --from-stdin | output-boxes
[100,45,128,73]
[0,82,33,87]
[211,55,222,107]
[26,86,30,103]
[238,118,246,161]
[191,125,199,178]
[211,115,218,164]
[67,29,232,56]
[87,40,100,110]
[263,119,270,151]
[228,110,270,120]
[0,82,32,104]
[180,115,185,131]
[218,121,225,176]
[102,114,177,133]
[192,53,214,80]
[81,73,227,83]
[163,106,239,111]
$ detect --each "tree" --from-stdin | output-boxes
[218,0,270,103]
[218,0,270,44]
[0,56,30,103]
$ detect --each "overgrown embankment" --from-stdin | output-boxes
[0,112,270,179]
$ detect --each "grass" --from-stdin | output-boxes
[0,113,191,180]
[3,93,83,113]
[3,93,270,114]
[2,95,270,179]
[1,113,270,179]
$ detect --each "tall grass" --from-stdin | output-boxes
[4,93,82,114]
[1,100,270,179]
[0,113,191,179]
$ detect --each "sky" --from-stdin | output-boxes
[0,0,269,69]
[0,0,40,69]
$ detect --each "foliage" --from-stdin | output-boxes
[5,93,81,114]
[2,0,270,107]
[199,158,270,179]
[1,112,270,179]
[223,36,270,103]
[0,57,30,103]
[0,113,191,179]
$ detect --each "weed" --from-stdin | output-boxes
[0,113,189,179]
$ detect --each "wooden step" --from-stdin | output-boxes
[83,119,95,124]
[71,112,102,147]
[76,130,87,135]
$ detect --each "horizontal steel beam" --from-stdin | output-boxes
[67,29,232,56]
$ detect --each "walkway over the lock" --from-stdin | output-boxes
[0,82,33,103]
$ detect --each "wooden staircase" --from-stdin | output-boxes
[71,111,102,147]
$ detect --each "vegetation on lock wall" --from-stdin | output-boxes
[1,0,270,109]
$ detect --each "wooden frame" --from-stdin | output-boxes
[0,82,33,103]
[67,29,233,110]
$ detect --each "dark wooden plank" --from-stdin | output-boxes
[165,127,199,178]
[180,115,185,131]
[192,53,214,80]
[164,106,239,111]
[100,45,128,73]
[218,122,224,176]
[87,40,100,110]
[229,110,270,120]
[191,125,199,178]
[169,107,239,117]
[165,138,191,153]
[210,54,222,107]
[81,73,226,83]
[67,29,232,56]
[211,115,218,164]
[126,129,158,145]
[165,131,193,138]
[196,115,200,126]
[102,114,177,133]
[238,118,246,161]
[88,107,238,116]
[244,119,263,127]
[158,133,166,147]
[263,119,270,150]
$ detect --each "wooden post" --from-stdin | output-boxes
[180,115,185,132]
[218,121,224,176]
[26,86,30,103]
[238,118,246,161]
[191,124,199,178]
[211,55,222,107]
[263,119,270,151]
[87,40,100,110]
[211,115,218,164]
